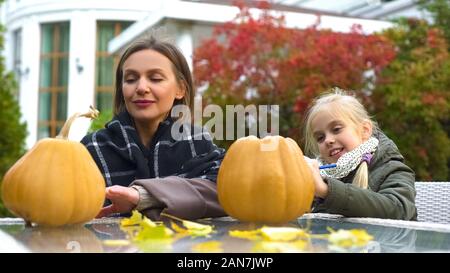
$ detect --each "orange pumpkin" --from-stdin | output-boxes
[217,136,315,224]
[1,107,105,227]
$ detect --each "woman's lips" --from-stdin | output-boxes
[133,100,155,108]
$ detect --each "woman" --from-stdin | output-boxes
[81,36,226,220]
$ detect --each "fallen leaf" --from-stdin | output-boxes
[161,213,215,238]
[328,229,373,248]
[102,239,131,247]
[229,229,262,241]
[260,227,309,241]
[134,225,173,241]
[120,210,143,226]
[252,240,308,253]
[140,217,157,228]
[171,221,188,234]
[134,239,173,253]
[192,241,223,253]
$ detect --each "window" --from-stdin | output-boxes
[12,28,22,99]
[95,21,133,112]
[38,22,70,139]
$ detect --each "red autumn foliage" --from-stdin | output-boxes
[193,2,396,144]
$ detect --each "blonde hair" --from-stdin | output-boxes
[304,87,378,189]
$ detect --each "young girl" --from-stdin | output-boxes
[81,36,226,220]
[303,88,417,220]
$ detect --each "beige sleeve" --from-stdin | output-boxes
[131,185,164,211]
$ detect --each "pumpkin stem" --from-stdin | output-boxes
[56,105,100,139]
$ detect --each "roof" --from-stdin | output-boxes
[108,0,394,54]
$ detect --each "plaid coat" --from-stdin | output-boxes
[81,111,225,187]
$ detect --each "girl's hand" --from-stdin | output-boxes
[304,156,329,199]
[96,185,140,218]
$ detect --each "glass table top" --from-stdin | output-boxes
[1,213,449,253]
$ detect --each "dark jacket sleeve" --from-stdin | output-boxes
[317,160,417,220]
[131,176,226,221]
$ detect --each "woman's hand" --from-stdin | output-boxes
[304,156,329,199]
[96,185,140,218]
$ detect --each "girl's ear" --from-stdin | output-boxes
[361,120,373,141]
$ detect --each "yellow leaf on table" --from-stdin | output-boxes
[260,227,309,242]
[171,220,214,237]
[328,229,373,248]
[229,229,263,241]
[161,213,215,238]
[134,225,173,241]
[192,241,223,253]
[229,226,310,242]
[253,240,308,253]
[120,210,143,226]
[182,220,209,230]
[140,217,158,228]
[182,220,214,235]
[103,239,131,247]
[171,221,188,234]
[191,230,213,237]
[117,211,175,252]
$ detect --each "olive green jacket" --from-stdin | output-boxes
[312,130,417,220]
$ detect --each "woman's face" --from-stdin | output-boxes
[311,110,370,163]
[121,49,185,125]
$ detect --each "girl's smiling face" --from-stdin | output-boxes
[311,109,372,163]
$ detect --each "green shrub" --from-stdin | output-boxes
[0,24,27,217]
[88,109,113,133]
[373,18,450,181]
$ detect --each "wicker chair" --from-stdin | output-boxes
[415,182,450,224]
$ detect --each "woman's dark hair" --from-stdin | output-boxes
[113,36,194,116]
